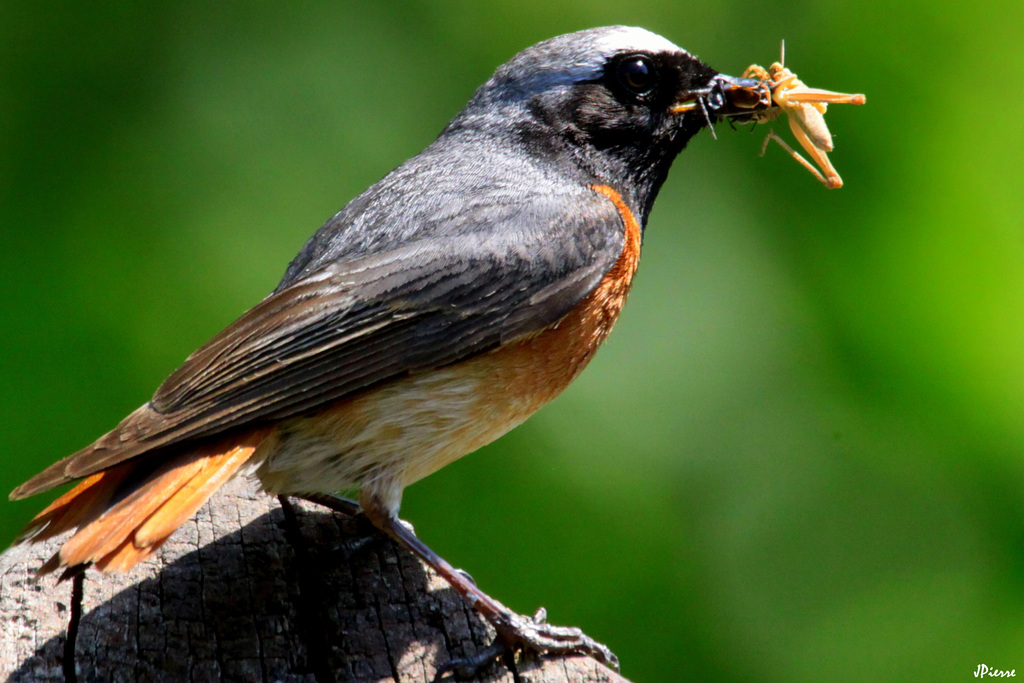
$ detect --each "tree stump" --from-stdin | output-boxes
[0,477,629,682]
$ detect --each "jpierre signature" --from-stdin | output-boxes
[975,664,1016,678]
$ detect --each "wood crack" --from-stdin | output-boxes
[238,502,270,683]
[278,496,336,683]
[371,541,402,682]
[62,572,83,683]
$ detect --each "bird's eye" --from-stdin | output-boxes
[616,56,658,97]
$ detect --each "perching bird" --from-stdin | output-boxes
[10,26,769,675]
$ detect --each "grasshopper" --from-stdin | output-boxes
[744,44,866,188]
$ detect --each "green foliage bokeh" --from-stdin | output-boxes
[2,1,1023,681]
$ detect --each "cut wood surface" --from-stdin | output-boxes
[0,477,629,682]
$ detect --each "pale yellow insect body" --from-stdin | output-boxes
[744,53,866,188]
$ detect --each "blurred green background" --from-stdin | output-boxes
[2,1,1023,681]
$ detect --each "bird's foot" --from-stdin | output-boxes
[435,607,618,680]
[355,491,619,679]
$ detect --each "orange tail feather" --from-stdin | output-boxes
[24,427,273,575]
[17,465,135,544]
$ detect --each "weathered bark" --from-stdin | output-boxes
[0,477,629,682]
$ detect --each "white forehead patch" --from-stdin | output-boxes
[513,26,689,93]
[593,26,685,57]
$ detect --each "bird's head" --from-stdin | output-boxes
[443,26,769,214]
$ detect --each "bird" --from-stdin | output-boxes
[9,26,769,676]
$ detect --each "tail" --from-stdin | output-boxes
[16,427,274,576]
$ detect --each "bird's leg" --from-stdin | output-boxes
[296,492,362,518]
[293,492,383,556]
[358,491,619,679]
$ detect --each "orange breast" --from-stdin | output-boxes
[473,183,641,409]
[257,184,642,510]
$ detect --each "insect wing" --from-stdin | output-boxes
[786,101,834,152]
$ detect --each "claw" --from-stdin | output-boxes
[433,640,508,681]
[454,567,476,586]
